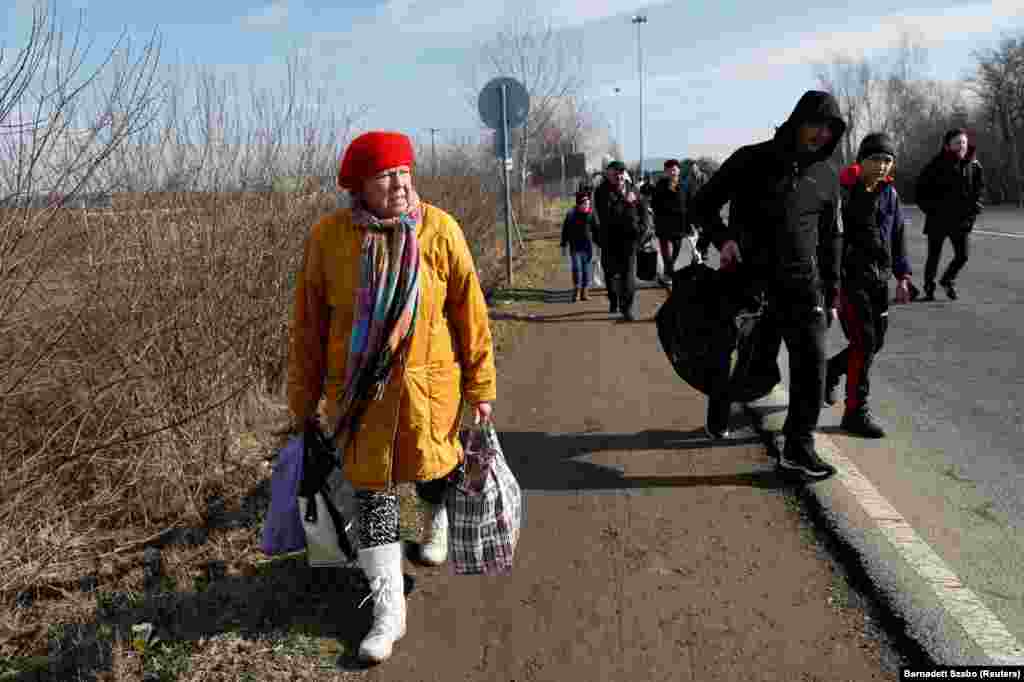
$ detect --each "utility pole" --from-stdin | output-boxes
[632,14,647,184]
[428,127,440,176]
[613,87,623,159]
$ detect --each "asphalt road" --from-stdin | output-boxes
[758,205,1024,662]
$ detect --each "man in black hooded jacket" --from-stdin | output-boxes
[691,90,847,482]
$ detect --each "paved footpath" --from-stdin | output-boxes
[371,272,901,681]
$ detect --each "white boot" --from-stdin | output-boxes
[357,542,406,663]
[418,503,448,566]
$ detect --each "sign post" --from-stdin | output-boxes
[500,83,513,286]
[478,77,529,288]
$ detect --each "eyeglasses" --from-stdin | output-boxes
[865,154,895,164]
[371,168,411,182]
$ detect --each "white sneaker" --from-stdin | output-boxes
[418,503,448,566]
[357,543,406,663]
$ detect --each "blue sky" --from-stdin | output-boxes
[4,0,1024,165]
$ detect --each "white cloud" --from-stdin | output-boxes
[543,0,654,28]
[592,0,1021,93]
[241,1,289,29]
[370,0,509,37]
[714,1,1022,81]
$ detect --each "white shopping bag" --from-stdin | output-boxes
[298,466,358,567]
[592,247,604,288]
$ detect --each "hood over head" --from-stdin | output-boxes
[774,90,847,163]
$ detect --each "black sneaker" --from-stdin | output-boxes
[609,301,619,314]
[824,372,841,406]
[941,281,958,301]
[704,425,730,440]
[707,397,731,439]
[840,408,886,438]
[922,284,936,302]
[778,448,837,481]
[907,281,920,302]
[622,309,636,322]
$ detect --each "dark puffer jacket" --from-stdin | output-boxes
[838,164,911,287]
[691,90,847,309]
[915,147,985,235]
[593,179,647,251]
[650,178,683,239]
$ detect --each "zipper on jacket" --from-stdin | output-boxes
[385,350,408,490]
[385,213,431,489]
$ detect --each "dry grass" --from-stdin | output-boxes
[0,181,560,680]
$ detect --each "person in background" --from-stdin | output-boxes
[692,91,846,480]
[824,133,912,438]
[593,160,646,321]
[682,160,712,260]
[561,190,598,302]
[914,128,985,301]
[288,131,496,664]
[651,159,688,287]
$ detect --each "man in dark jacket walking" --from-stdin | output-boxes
[691,90,847,482]
[914,128,985,301]
[594,160,647,321]
[652,159,692,285]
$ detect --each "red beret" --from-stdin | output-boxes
[337,131,415,191]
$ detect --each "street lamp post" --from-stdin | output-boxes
[631,14,647,184]
[613,87,623,160]
[428,127,440,176]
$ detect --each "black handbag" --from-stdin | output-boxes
[297,422,357,563]
[636,248,659,281]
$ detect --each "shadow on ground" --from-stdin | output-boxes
[496,427,793,493]
[6,481,392,681]
[488,287,579,304]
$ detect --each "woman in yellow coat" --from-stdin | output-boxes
[287,131,496,664]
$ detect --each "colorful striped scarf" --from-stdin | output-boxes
[330,194,422,442]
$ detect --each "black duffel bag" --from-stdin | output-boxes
[655,262,781,403]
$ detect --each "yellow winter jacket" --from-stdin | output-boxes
[287,202,497,490]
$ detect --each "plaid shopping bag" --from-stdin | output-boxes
[446,423,522,576]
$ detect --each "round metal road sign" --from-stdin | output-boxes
[478,77,530,130]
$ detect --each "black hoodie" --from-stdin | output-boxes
[691,90,847,308]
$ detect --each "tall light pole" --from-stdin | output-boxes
[427,127,440,176]
[631,14,647,183]
[614,87,622,159]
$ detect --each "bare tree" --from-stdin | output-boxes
[469,10,587,192]
[814,53,875,165]
[970,35,1024,207]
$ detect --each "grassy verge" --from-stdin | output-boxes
[0,200,565,682]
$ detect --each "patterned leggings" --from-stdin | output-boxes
[354,475,452,549]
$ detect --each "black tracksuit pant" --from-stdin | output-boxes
[602,241,637,313]
[708,293,826,455]
[924,231,970,289]
[827,281,889,413]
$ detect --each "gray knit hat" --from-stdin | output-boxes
[856,132,896,162]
